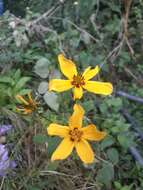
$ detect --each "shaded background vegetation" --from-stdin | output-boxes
[0,0,143,189]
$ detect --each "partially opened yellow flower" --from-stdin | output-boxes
[47,104,106,164]
[49,54,113,99]
[16,93,38,114]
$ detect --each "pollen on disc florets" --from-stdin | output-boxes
[69,128,83,142]
[71,74,85,88]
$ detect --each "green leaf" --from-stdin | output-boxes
[18,89,32,95]
[107,148,119,165]
[27,186,40,190]
[106,97,122,108]
[47,161,59,171]
[100,136,115,150]
[43,92,59,112]
[82,100,95,112]
[38,81,48,94]
[121,186,133,190]
[114,181,122,189]
[14,77,30,91]
[96,163,114,186]
[117,133,134,149]
[34,57,51,78]
[0,76,14,84]
[13,69,21,81]
[33,134,49,144]
[30,187,40,190]
[47,137,61,157]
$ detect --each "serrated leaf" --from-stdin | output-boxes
[34,57,50,78]
[43,92,59,111]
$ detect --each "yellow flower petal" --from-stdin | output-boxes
[58,54,77,79]
[47,124,69,138]
[51,138,74,161]
[82,124,106,141]
[75,139,94,164]
[49,79,73,92]
[83,81,113,95]
[73,87,83,100]
[82,66,100,81]
[69,104,84,129]
[16,95,29,105]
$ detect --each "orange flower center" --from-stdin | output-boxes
[71,75,85,88]
[69,128,83,142]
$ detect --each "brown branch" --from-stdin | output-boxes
[123,0,132,36]
[28,3,61,28]
[123,0,134,56]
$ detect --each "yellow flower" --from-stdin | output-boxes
[16,93,38,114]
[47,104,106,164]
[49,54,113,99]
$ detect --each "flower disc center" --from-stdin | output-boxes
[69,128,83,142]
[71,75,85,88]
